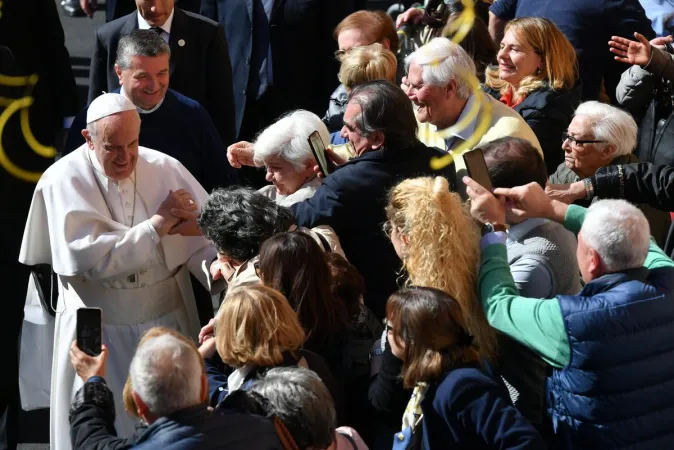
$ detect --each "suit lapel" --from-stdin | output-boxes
[167,8,187,77]
[270,0,285,20]
[246,0,254,26]
[121,11,138,35]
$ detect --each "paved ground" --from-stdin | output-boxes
[16,4,103,449]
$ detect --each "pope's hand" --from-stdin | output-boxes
[227,141,255,168]
[168,208,202,236]
[153,190,197,236]
[70,340,107,383]
[463,176,507,225]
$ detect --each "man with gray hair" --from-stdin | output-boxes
[403,37,541,154]
[68,330,281,449]
[549,100,671,246]
[250,367,367,449]
[66,29,238,193]
[465,176,674,448]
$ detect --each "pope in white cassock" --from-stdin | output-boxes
[18,93,217,449]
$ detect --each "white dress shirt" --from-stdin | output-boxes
[137,8,175,43]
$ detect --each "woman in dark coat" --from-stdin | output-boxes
[484,17,581,174]
[385,287,544,449]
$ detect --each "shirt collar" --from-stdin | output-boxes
[120,86,165,114]
[137,8,175,34]
[507,218,548,243]
[435,94,479,143]
[86,147,135,190]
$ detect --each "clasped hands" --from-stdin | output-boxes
[151,189,202,237]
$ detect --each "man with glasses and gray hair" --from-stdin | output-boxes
[549,101,671,246]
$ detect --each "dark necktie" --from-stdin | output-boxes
[150,27,163,35]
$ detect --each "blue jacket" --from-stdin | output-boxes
[420,364,545,449]
[291,141,454,319]
[548,266,674,448]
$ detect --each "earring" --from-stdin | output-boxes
[535,67,542,76]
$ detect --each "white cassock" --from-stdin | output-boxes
[18,145,216,450]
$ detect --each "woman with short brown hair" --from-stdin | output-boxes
[386,287,543,449]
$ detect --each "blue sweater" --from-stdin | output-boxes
[64,89,238,193]
[420,364,545,449]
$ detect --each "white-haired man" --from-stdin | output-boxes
[68,332,281,449]
[403,37,541,154]
[549,100,671,246]
[19,93,219,449]
[465,176,674,448]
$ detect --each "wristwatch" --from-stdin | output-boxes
[481,222,508,236]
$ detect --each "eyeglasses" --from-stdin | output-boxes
[562,131,606,146]
[334,49,349,60]
[401,77,425,95]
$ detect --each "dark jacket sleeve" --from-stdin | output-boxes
[88,30,108,105]
[447,379,546,449]
[198,105,239,191]
[592,162,674,211]
[368,339,409,414]
[291,168,357,229]
[69,380,135,450]
[205,354,232,407]
[204,24,236,147]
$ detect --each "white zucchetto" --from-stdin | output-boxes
[86,93,137,124]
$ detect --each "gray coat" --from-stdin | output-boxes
[616,46,674,120]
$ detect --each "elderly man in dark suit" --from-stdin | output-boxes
[200,0,355,142]
[88,0,236,146]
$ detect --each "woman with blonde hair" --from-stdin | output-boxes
[385,176,497,360]
[484,17,581,173]
[368,176,497,447]
[197,285,339,409]
[325,10,400,133]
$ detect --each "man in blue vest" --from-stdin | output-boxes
[464,177,674,448]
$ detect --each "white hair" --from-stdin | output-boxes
[574,101,637,157]
[86,122,97,141]
[129,334,203,418]
[253,110,329,170]
[405,37,477,99]
[580,199,650,272]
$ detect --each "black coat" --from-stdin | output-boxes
[200,0,355,140]
[592,162,674,257]
[291,142,455,319]
[69,379,281,450]
[484,84,582,175]
[87,8,236,146]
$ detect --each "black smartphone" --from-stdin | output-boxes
[77,307,102,356]
[307,131,335,177]
[463,148,493,193]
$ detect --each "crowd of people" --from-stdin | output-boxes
[5,0,674,449]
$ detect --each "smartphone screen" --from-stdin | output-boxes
[307,131,335,177]
[463,148,493,192]
[77,308,102,356]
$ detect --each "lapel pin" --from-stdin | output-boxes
[178,39,186,47]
